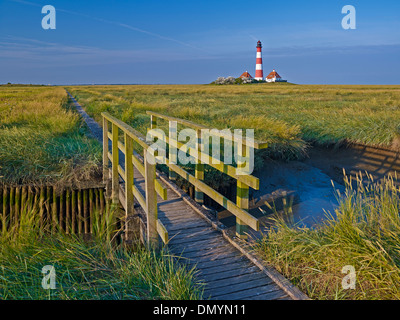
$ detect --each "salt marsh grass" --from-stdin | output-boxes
[254,172,400,300]
[0,86,101,186]
[67,84,400,160]
[0,204,203,300]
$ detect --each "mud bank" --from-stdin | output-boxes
[304,143,400,187]
[218,143,400,239]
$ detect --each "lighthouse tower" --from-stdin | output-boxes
[255,41,263,81]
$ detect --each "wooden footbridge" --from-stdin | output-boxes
[69,91,308,300]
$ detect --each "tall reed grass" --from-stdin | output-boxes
[254,172,400,299]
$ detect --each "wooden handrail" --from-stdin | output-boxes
[148,111,264,239]
[102,112,168,247]
[103,111,263,241]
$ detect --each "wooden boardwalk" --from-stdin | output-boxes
[68,91,307,300]
[129,170,293,300]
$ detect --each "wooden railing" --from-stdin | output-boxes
[102,112,168,248]
[146,111,268,239]
[102,111,268,242]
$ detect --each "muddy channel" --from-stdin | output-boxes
[218,143,400,240]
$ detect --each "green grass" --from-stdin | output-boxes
[0,86,102,186]
[253,172,400,300]
[0,204,203,300]
[0,85,203,300]
[67,84,400,161]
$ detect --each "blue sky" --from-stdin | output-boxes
[0,0,399,85]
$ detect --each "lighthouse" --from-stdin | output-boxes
[255,40,263,81]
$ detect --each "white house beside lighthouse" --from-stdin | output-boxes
[266,69,287,83]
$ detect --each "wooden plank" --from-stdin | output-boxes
[201,265,260,283]
[204,277,274,297]
[65,189,70,234]
[204,271,266,291]
[171,237,226,254]
[275,295,291,300]
[158,204,191,212]
[186,252,243,269]
[168,227,218,241]
[132,185,146,213]
[156,219,168,244]
[190,255,249,271]
[170,243,237,260]
[83,189,89,234]
[2,188,8,233]
[245,290,289,300]
[155,179,168,200]
[158,208,195,217]
[161,220,208,232]
[158,214,199,224]
[77,189,82,234]
[158,212,199,223]
[168,226,218,239]
[210,283,282,300]
[198,259,253,276]
[168,232,218,246]
[71,190,76,234]
[118,165,125,180]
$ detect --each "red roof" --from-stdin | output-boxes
[266,70,282,79]
[239,71,253,79]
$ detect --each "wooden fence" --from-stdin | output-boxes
[0,185,107,235]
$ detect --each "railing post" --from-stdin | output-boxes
[195,129,204,204]
[102,117,109,184]
[236,142,249,240]
[169,120,177,181]
[124,133,138,242]
[111,123,119,204]
[150,114,157,130]
[145,150,159,249]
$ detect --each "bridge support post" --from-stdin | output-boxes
[236,143,250,240]
[145,151,159,250]
[195,129,204,205]
[111,123,119,204]
[169,121,178,182]
[102,117,109,184]
[124,133,139,243]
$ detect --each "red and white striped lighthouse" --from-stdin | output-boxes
[255,40,263,81]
